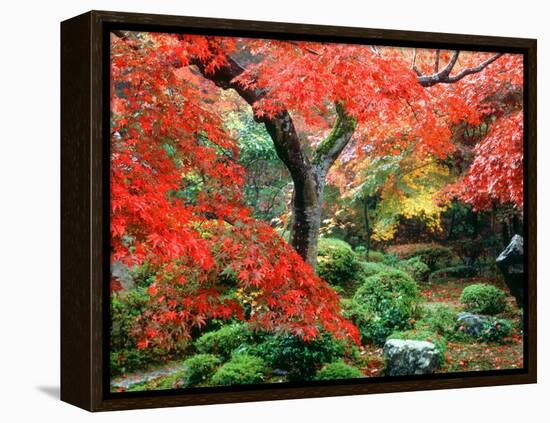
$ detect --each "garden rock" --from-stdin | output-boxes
[456,312,488,338]
[496,234,524,307]
[383,339,440,376]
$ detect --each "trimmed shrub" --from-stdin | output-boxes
[351,269,419,345]
[398,244,455,271]
[429,265,477,283]
[317,238,359,286]
[180,354,221,387]
[397,256,430,282]
[211,354,267,386]
[358,262,393,278]
[195,323,252,359]
[366,251,385,263]
[460,283,507,315]
[255,332,347,381]
[388,329,447,362]
[314,360,363,381]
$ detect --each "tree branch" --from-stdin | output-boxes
[312,103,357,174]
[417,51,503,87]
[190,53,312,184]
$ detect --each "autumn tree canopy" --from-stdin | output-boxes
[110,32,523,351]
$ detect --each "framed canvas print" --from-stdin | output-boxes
[60,10,537,411]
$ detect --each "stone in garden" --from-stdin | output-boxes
[496,234,524,307]
[456,312,489,338]
[383,339,440,376]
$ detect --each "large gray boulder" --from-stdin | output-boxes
[496,234,524,307]
[383,339,440,376]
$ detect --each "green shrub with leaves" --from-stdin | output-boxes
[317,238,359,286]
[415,304,460,339]
[460,283,507,315]
[314,360,363,381]
[429,265,477,283]
[210,354,267,386]
[357,262,393,278]
[180,354,221,387]
[388,329,447,362]
[351,269,419,345]
[397,256,430,282]
[366,251,385,263]
[195,323,253,359]
[479,318,513,342]
[255,332,348,381]
[400,244,455,271]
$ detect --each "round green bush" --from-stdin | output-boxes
[459,283,507,315]
[429,265,477,283]
[255,332,347,381]
[400,244,455,271]
[366,251,385,263]
[210,354,267,386]
[388,329,447,362]
[357,262,393,278]
[194,323,252,359]
[314,360,362,381]
[397,256,430,282]
[181,354,221,387]
[317,238,359,286]
[351,269,419,345]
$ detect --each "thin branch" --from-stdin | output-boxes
[434,49,440,73]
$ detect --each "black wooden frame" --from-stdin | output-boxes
[61,10,537,412]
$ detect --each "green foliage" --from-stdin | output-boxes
[460,283,507,315]
[429,265,477,283]
[357,262,394,278]
[415,304,459,339]
[382,252,399,267]
[255,332,348,381]
[479,318,513,342]
[180,354,221,387]
[366,251,385,263]
[194,323,252,359]
[451,237,500,267]
[110,288,185,376]
[397,256,430,282]
[210,354,268,386]
[314,360,363,381]
[388,329,447,362]
[351,270,419,345]
[401,244,455,271]
[317,238,359,286]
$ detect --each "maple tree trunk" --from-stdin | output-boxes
[193,56,355,268]
[288,171,325,267]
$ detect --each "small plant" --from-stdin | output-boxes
[358,262,393,278]
[210,354,267,386]
[397,256,430,282]
[180,354,221,387]
[460,283,508,315]
[388,329,447,362]
[314,360,363,380]
[415,303,458,339]
[480,318,513,342]
[351,269,419,345]
[429,265,477,283]
[195,323,253,359]
[317,238,359,286]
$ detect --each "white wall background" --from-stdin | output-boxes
[0,0,546,420]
